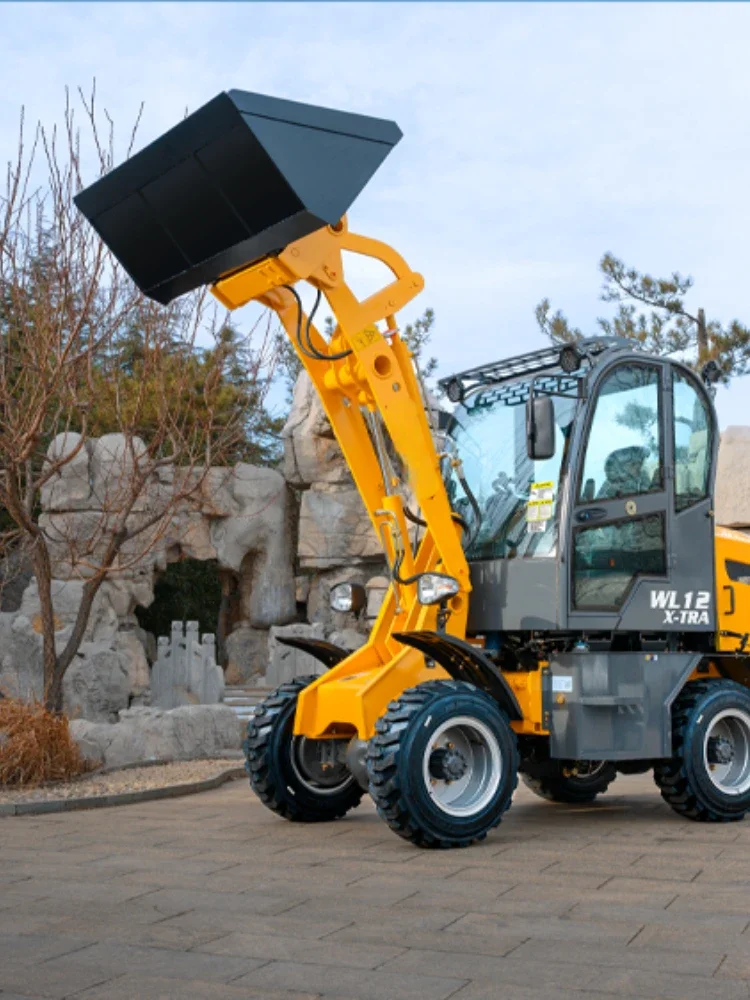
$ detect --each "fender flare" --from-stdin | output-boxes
[275,637,350,670]
[393,631,523,722]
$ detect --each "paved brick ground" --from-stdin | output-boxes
[1,773,749,1000]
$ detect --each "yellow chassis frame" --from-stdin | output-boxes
[212,219,543,739]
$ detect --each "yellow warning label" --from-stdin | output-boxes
[527,499,554,522]
[350,326,381,351]
[530,481,555,501]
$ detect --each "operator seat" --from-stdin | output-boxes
[597,446,652,500]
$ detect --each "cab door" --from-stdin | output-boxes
[566,359,716,634]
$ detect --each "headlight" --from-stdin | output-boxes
[330,582,366,613]
[417,573,460,606]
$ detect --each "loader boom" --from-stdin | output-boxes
[212,218,472,738]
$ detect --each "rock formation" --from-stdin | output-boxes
[0,373,385,719]
[70,704,243,769]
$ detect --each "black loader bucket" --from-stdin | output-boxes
[75,90,402,304]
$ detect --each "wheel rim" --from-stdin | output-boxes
[290,737,356,797]
[421,715,502,817]
[703,709,750,796]
[565,760,609,781]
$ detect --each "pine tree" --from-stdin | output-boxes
[536,254,750,382]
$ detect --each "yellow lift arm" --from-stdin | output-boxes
[211,218,469,739]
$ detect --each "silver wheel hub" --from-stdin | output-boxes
[422,716,503,818]
[703,709,750,796]
[291,737,355,796]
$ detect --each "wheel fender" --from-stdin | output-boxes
[275,637,350,670]
[392,631,523,721]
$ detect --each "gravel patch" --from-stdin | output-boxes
[0,759,244,804]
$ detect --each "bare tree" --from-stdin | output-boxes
[0,88,278,711]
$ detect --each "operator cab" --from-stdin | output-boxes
[440,338,719,647]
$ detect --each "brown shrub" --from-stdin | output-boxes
[0,698,92,787]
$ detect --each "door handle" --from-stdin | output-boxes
[724,584,736,616]
[576,508,608,523]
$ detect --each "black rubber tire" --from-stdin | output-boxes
[521,761,617,804]
[654,679,750,823]
[366,680,518,848]
[244,676,364,823]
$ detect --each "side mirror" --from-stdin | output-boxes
[526,395,555,461]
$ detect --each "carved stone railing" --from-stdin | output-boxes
[151,621,224,709]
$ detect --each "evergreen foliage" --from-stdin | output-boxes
[536,254,750,381]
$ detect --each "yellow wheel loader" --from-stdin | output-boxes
[77,90,750,847]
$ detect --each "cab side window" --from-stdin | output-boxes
[673,371,711,512]
[579,364,662,502]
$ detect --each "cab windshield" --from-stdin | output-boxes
[445,383,578,560]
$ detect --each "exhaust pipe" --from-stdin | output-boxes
[75,90,402,305]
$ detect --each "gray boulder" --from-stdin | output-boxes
[716,426,750,529]
[40,432,92,512]
[328,628,366,653]
[91,433,148,510]
[19,579,119,643]
[70,703,243,768]
[63,640,132,722]
[365,575,390,621]
[0,612,50,701]
[211,465,296,628]
[282,373,350,488]
[298,485,381,569]
[224,625,269,685]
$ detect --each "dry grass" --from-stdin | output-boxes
[0,698,92,788]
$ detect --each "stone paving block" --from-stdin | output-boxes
[137,886,304,918]
[197,931,406,969]
[450,985,649,1000]
[717,952,750,980]
[58,941,264,983]
[666,890,750,916]
[448,911,642,945]
[331,923,529,959]
[0,994,50,1000]
[157,909,353,942]
[495,882,676,910]
[75,975,321,1000]
[349,871,514,902]
[277,898,465,931]
[234,960,466,1000]
[0,957,119,999]
[506,938,723,976]
[380,949,601,991]
[631,922,750,955]
[588,967,749,999]
[569,900,749,932]
[0,931,95,965]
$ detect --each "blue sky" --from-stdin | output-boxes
[1,2,748,426]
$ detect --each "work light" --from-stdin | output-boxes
[330,582,366,613]
[417,573,460,606]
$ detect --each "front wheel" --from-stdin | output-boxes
[521,760,617,804]
[654,679,750,822]
[244,676,364,822]
[366,680,518,848]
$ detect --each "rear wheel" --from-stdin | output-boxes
[366,680,518,848]
[521,760,617,804]
[654,679,750,822]
[244,676,363,822]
